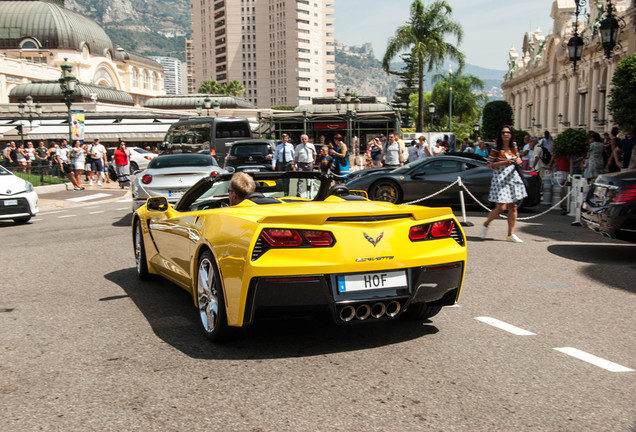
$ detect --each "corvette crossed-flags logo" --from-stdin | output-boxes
[363,232,384,247]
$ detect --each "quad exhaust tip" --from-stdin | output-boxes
[338,301,401,322]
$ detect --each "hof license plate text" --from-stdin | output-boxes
[338,270,407,293]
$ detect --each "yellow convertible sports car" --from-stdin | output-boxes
[132,172,467,341]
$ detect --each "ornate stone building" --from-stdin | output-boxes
[502,0,635,135]
[0,0,165,105]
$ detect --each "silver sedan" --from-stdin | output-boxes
[131,154,229,211]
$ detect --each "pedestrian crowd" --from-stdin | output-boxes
[1,138,160,190]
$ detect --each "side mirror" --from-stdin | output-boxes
[225,166,235,173]
[147,196,169,212]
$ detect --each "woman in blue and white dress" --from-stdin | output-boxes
[479,125,527,243]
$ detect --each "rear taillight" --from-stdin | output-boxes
[260,228,335,247]
[210,149,216,157]
[144,156,152,160]
[262,229,303,246]
[409,220,455,241]
[610,185,636,205]
[301,230,334,246]
[142,174,152,184]
[210,171,220,176]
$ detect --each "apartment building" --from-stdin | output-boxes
[190,0,335,107]
[151,56,183,95]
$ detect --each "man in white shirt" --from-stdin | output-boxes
[294,134,317,197]
[86,138,107,186]
[56,139,82,190]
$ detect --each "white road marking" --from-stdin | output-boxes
[31,218,42,221]
[66,193,112,202]
[117,207,130,211]
[58,214,77,219]
[39,210,67,215]
[553,347,634,372]
[116,198,132,203]
[475,317,536,335]
[89,211,104,214]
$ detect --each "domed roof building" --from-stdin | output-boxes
[0,0,165,105]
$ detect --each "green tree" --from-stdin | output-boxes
[482,100,514,140]
[199,80,225,94]
[608,53,636,134]
[430,68,487,125]
[389,53,418,128]
[382,0,464,132]
[225,80,245,96]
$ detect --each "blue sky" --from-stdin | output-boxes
[334,0,558,71]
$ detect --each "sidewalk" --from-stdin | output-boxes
[36,179,131,212]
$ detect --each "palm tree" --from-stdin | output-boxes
[225,80,245,97]
[431,68,487,124]
[198,79,225,94]
[383,0,464,132]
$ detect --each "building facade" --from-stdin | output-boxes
[0,0,165,106]
[501,0,636,135]
[190,0,335,108]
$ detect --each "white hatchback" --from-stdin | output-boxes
[0,165,38,224]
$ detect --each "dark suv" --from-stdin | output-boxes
[224,139,279,172]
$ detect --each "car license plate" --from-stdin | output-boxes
[244,168,260,173]
[3,199,18,206]
[338,270,407,293]
[168,190,184,199]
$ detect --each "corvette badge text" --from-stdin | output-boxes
[356,256,394,262]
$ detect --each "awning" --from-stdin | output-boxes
[0,124,17,138]
[26,122,175,142]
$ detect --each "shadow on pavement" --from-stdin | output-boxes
[548,243,636,294]
[105,268,439,360]
[113,212,133,227]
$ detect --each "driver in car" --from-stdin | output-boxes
[228,172,256,206]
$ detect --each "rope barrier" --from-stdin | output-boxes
[401,175,576,222]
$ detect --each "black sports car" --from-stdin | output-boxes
[345,154,541,208]
[580,170,636,243]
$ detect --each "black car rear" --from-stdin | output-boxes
[581,170,636,242]
[224,139,278,172]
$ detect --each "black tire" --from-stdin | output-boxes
[133,219,150,280]
[370,180,402,203]
[130,162,139,171]
[13,216,31,224]
[195,250,229,342]
[401,303,442,320]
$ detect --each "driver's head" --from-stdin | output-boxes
[229,172,256,205]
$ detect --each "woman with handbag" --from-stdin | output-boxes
[479,125,527,243]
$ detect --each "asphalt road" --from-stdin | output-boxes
[1,194,634,431]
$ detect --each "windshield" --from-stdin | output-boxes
[0,166,11,175]
[148,154,218,169]
[392,157,428,173]
[231,143,272,157]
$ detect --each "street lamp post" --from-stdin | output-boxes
[473,123,480,140]
[334,89,360,154]
[302,110,308,135]
[428,102,436,133]
[448,65,453,132]
[17,95,42,147]
[213,100,220,117]
[58,59,77,145]
[203,96,212,116]
[195,100,203,116]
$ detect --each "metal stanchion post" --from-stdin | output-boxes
[457,177,473,227]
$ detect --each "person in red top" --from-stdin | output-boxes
[113,141,131,189]
[549,153,570,186]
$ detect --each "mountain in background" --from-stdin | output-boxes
[335,42,504,101]
[66,1,504,99]
[68,0,189,61]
